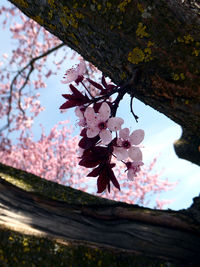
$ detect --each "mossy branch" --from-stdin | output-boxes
[0,163,200,266]
[6,0,199,165]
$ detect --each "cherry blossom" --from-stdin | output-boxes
[126,161,144,180]
[61,60,86,84]
[114,128,144,161]
[84,102,124,144]
[75,106,86,127]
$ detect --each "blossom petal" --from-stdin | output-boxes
[100,129,112,145]
[84,107,97,126]
[128,147,143,161]
[61,71,77,84]
[127,169,135,180]
[86,127,99,138]
[98,102,110,121]
[119,128,130,139]
[75,107,84,119]
[61,61,86,84]
[107,117,124,131]
[129,129,145,145]
[77,60,86,76]
[113,146,128,160]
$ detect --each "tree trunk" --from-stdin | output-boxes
[0,163,200,266]
[7,0,200,165]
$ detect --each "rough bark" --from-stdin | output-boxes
[0,163,200,266]
[7,0,200,165]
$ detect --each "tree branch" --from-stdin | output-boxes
[0,162,200,265]
[0,42,65,133]
[7,0,200,165]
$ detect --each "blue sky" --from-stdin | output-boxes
[0,0,199,210]
[42,76,200,210]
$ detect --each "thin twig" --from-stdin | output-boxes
[81,81,95,99]
[130,96,139,122]
[111,87,127,117]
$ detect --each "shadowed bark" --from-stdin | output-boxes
[0,163,200,266]
[7,0,200,165]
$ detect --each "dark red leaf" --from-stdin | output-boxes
[109,168,120,190]
[107,182,110,193]
[110,163,116,168]
[79,146,109,168]
[79,157,100,168]
[93,102,103,113]
[59,99,86,109]
[78,135,99,149]
[59,101,78,109]
[87,165,102,177]
[92,146,109,159]
[101,76,108,89]
[79,149,101,168]
[75,75,84,84]
[62,94,84,101]
[87,78,104,90]
[60,86,90,109]
[80,128,87,137]
[97,173,108,193]
[107,84,116,91]
[62,94,71,99]
[69,84,84,98]
[62,84,89,102]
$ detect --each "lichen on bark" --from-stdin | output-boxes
[7,0,200,165]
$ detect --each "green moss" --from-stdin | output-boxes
[0,163,115,205]
[75,11,85,19]
[60,17,69,28]
[14,0,28,8]
[48,0,56,9]
[59,3,86,29]
[0,227,177,267]
[32,16,44,25]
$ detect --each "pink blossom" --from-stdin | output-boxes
[126,161,144,180]
[75,106,86,127]
[84,102,124,145]
[61,60,86,84]
[114,128,144,161]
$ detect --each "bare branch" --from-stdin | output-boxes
[0,43,65,133]
[130,96,139,123]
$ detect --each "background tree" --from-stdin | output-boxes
[0,0,200,266]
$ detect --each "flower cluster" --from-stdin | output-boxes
[60,64,145,193]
